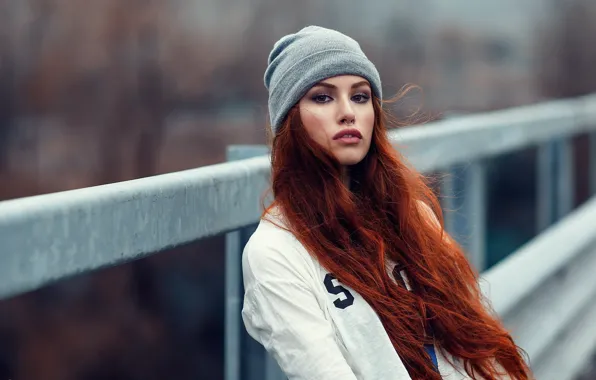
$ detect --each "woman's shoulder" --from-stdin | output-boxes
[242,208,318,286]
[247,206,299,251]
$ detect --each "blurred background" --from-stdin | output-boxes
[1,0,596,379]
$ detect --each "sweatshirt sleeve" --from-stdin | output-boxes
[241,236,358,380]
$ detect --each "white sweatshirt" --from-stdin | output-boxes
[241,210,477,380]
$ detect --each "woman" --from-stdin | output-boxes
[241,25,532,379]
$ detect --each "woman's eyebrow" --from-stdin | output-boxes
[312,80,371,90]
[350,80,371,89]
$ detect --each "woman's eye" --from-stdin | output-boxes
[353,93,370,103]
[312,94,332,103]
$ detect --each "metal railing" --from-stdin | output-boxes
[481,196,596,380]
[0,94,595,380]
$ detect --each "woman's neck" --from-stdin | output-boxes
[341,166,350,189]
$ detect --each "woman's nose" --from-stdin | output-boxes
[340,115,355,125]
[338,99,356,125]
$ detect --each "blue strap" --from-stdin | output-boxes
[424,344,439,372]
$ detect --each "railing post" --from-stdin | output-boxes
[441,161,487,272]
[225,145,285,380]
[467,161,487,272]
[537,137,575,229]
[225,145,272,380]
[590,132,596,196]
[441,168,458,241]
[224,228,242,380]
[555,138,575,220]
[537,141,556,232]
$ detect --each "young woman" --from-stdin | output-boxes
[241,25,532,380]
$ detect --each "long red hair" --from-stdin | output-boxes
[263,93,532,379]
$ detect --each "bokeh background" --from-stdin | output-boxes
[1,0,596,379]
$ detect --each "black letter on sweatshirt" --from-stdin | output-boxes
[324,273,355,309]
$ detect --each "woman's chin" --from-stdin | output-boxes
[336,153,366,166]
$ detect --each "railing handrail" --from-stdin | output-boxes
[479,196,596,378]
[481,196,596,317]
[392,94,596,172]
[1,94,595,299]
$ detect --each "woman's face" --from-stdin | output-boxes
[298,75,375,166]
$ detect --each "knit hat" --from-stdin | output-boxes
[264,25,383,133]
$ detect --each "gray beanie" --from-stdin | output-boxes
[264,25,383,133]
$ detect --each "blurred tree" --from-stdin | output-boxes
[0,0,21,174]
[536,0,596,97]
[0,34,15,173]
[3,0,178,185]
[534,0,595,217]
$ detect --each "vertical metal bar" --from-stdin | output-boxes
[465,161,486,272]
[440,167,457,240]
[556,138,574,220]
[537,142,555,232]
[224,230,242,380]
[441,162,486,272]
[439,112,487,270]
[590,132,596,196]
[440,113,463,241]
[225,145,270,380]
